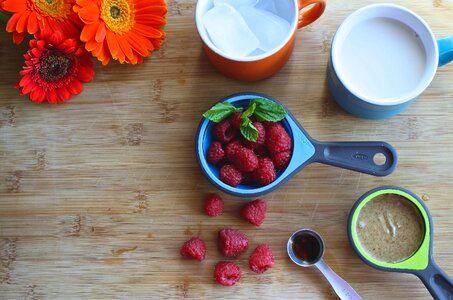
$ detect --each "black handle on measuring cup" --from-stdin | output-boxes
[311,141,397,176]
[414,260,453,300]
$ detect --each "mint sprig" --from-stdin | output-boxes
[240,117,258,142]
[203,102,243,123]
[203,98,287,142]
[242,102,256,118]
[251,98,287,122]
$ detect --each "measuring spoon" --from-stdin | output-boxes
[196,92,398,197]
[287,228,362,300]
[348,186,453,299]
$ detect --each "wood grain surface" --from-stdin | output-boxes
[1,0,452,299]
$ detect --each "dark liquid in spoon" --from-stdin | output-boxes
[292,232,323,264]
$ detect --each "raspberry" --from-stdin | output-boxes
[204,193,224,217]
[213,120,237,143]
[180,237,206,261]
[232,147,259,172]
[225,140,242,161]
[262,121,279,130]
[220,165,243,187]
[254,145,269,158]
[242,122,266,149]
[217,158,229,169]
[240,199,267,226]
[271,150,291,169]
[253,158,277,186]
[218,228,249,257]
[242,172,255,185]
[207,141,225,164]
[230,112,243,129]
[214,261,241,286]
[266,123,292,154]
[248,244,274,273]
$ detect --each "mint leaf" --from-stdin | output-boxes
[242,102,256,119]
[240,117,258,142]
[251,98,287,122]
[203,102,243,123]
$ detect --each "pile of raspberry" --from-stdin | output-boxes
[180,194,274,286]
[206,112,293,187]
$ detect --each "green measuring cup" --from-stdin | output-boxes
[348,186,453,300]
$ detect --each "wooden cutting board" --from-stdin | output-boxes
[0,0,452,299]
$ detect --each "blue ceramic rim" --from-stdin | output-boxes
[195,92,316,198]
[330,3,438,107]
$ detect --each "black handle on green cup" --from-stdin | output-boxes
[348,186,453,300]
[414,260,453,299]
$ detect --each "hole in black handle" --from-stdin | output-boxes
[373,153,387,166]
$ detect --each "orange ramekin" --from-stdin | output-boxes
[195,0,326,81]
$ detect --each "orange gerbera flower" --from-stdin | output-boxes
[17,31,94,104]
[3,0,83,44]
[74,0,167,65]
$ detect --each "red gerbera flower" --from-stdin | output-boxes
[74,0,167,65]
[3,0,83,44]
[17,31,94,104]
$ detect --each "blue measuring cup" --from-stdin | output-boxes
[196,93,398,197]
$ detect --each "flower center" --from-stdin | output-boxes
[39,51,73,82]
[30,0,71,20]
[101,0,135,34]
[110,6,121,19]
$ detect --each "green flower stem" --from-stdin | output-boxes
[0,12,10,24]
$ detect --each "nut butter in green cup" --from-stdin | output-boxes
[348,186,453,299]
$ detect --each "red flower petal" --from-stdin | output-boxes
[12,31,26,44]
[17,33,94,104]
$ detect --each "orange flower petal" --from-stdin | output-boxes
[16,10,29,33]
[27,11,39,34]
[2,0,26,13]
[128,30,153,52]
[95,22,106,43]
[76,0,167,64]
[151,37,164,50]
[78,6,99,24]
[136,6,167,17]
[105,31,121,58]
[135,14,166,26]
[133,23,164,39]
[124,35,148,57]
[116,36,135,62]
[76,0,98,11]
[6,11,22,32]
[85,39,99,52]
[80,22,99,42]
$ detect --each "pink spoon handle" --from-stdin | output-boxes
[315,259,362,300]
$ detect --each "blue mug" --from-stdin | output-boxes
[327,4,453,120]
